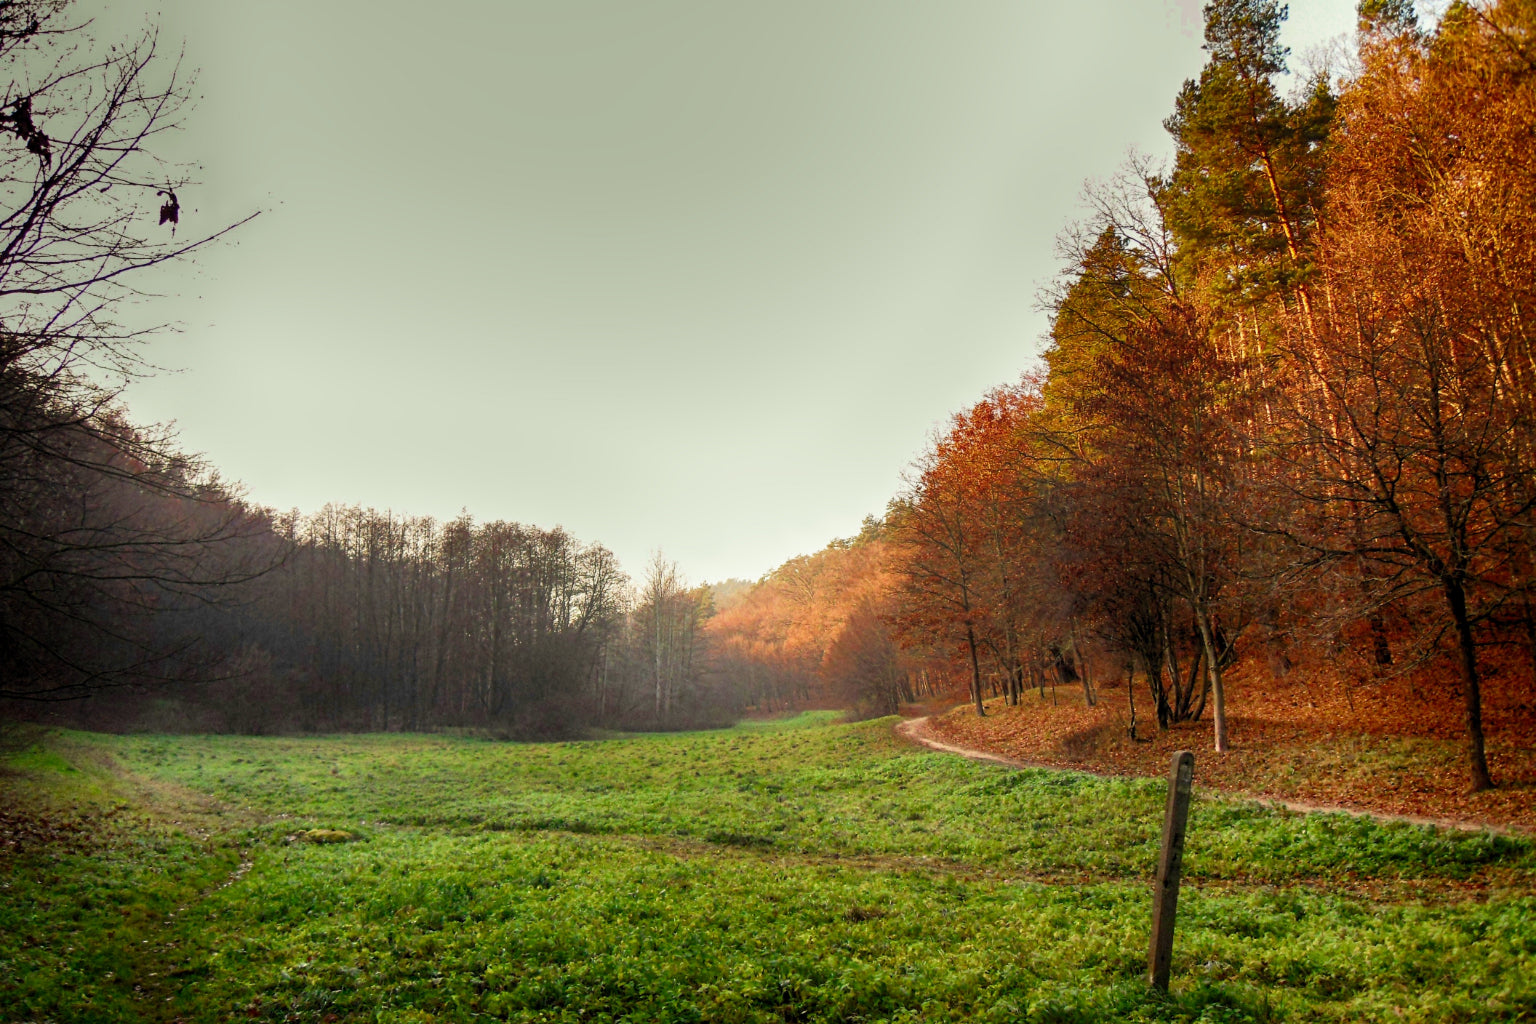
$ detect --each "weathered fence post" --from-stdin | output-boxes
[1148,749,1195,992]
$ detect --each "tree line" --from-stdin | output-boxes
[6,474,742,735]
[196,509,742,736]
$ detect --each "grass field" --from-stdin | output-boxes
[2,713,1533,1023]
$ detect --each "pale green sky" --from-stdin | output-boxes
[107,0,1365,584]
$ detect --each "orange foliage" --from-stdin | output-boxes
[706,526,962,714]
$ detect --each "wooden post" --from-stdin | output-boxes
[1148,749,1194,992]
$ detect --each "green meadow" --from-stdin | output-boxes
[1,713,1532,1023]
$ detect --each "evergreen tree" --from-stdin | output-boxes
[1161,0,1334,326]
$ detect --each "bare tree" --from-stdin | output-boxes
[637,552,708,724]
[0,2,258,709]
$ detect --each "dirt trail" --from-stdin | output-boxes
[895,716,1515,835]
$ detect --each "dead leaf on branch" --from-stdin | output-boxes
[2,94,49,166]
[157,189,179,234]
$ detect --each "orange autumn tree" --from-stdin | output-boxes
[1257,0,1536,791]
[705,520,957,715]
[889,384,1092,716]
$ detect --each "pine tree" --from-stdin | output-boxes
[1161,0,1334,329]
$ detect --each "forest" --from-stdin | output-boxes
[4,0,1536,803]
[702,0,1536,796]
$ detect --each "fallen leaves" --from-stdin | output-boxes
[920,657,1536,834]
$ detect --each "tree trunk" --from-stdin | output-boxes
[1443,574,1495,791]
[1193,608,1228,753]
[1070,620,1095,707]
[1369,613,1394,668]
[1521,590,1536,683]
[1125,661,1139,741]
[1159,635,1179,728]
[966,625,985,716]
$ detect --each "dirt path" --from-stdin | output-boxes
[895,716,1515,835]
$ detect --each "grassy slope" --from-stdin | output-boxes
[0,713,1532,1023]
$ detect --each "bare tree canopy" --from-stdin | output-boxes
[0,1,260,705]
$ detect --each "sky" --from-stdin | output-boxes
[103,0,1369,586]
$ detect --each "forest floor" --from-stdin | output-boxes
[912,658,1536,834]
